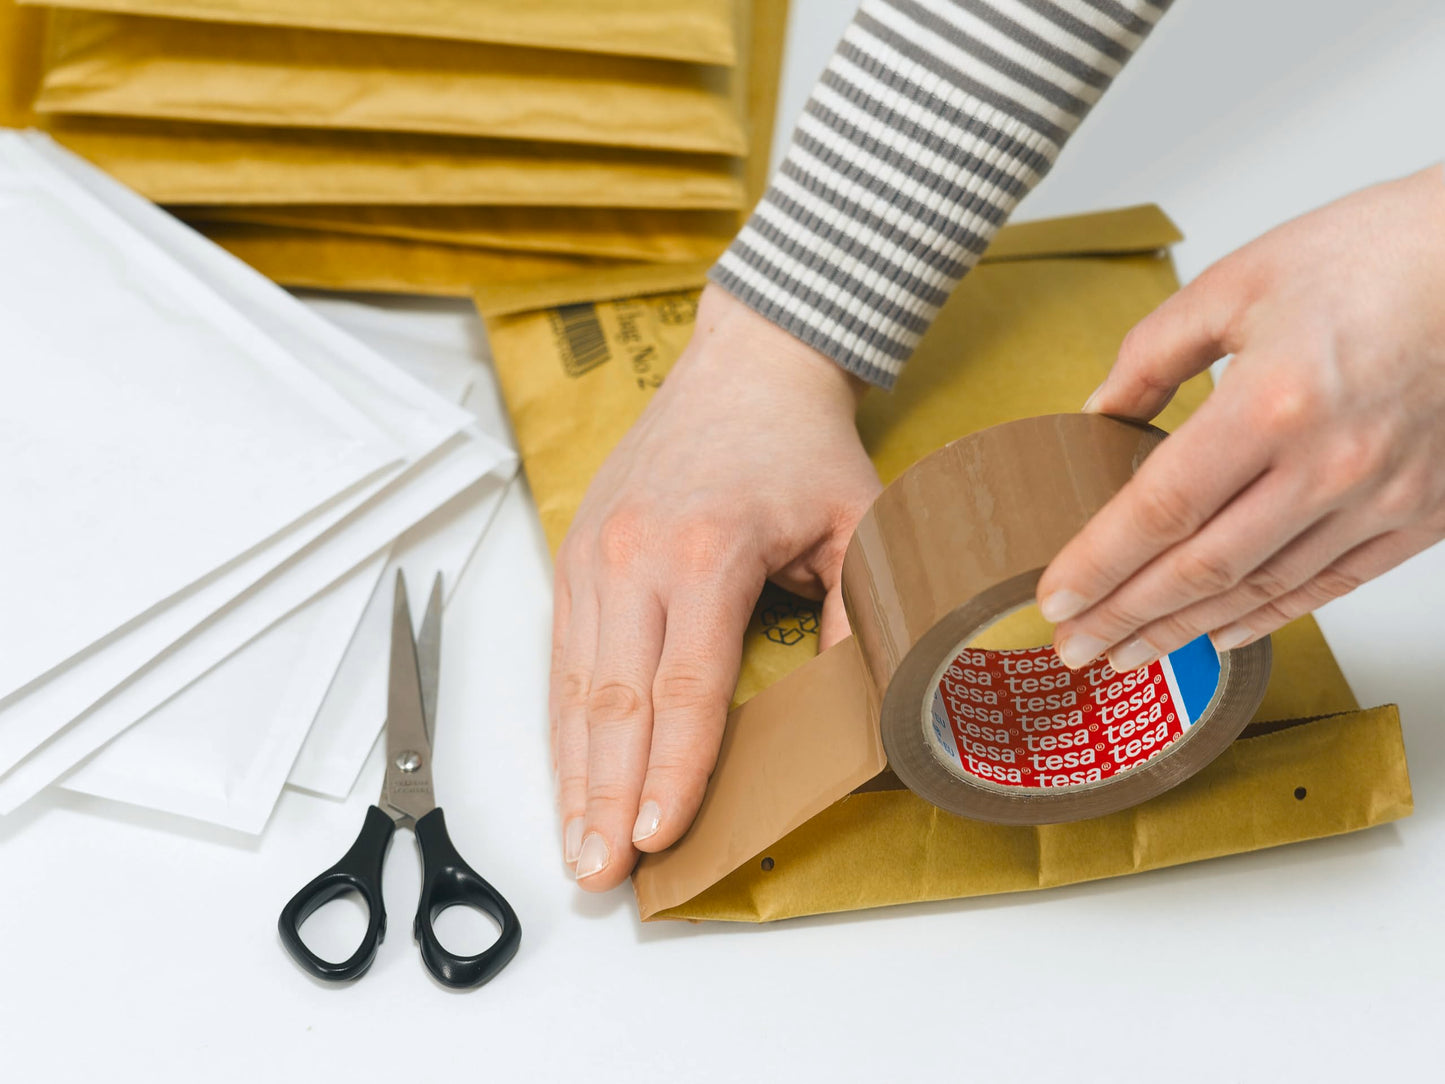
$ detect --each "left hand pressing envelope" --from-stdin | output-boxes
[551,287,880,891]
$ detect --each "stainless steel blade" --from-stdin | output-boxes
[380,570,435,827]
[417,572,443,747]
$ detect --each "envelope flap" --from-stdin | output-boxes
[1,2,44,127]
[979,204,1182,262]
[473,206,1182,320]
[473,261,712,318]
[632,636,887,920]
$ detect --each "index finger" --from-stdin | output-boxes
[1036,388,1272,633]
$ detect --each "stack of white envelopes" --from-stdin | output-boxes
[0,129,518,833]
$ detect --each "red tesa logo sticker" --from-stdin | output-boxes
[928,638,1218,790]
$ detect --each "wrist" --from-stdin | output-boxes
[687,284,870,412]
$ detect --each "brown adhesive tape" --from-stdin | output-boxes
[841,412,1271,825]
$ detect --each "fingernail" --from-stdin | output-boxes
[1057,633,1107,670]
[563,818,583,864]
[1211,624,1253,652]
[1108,637,1159,672]
[1082,383,1106,413]
[1039,589,1089,624]
[575,833,610,880]
[632,800,662,843]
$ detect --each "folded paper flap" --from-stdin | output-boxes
[1240,708,1381,739]
[201,223,637,299]
[474,262,712,318]
[632,636,886,920]
[36,9,748,155]
[980,204,1182,262]
[39,116,748,208]
[645,703,1412,922]
[1,2,43,127]
[850,704,1406,795]
[473,206,1183,320]
[23,0,740,66]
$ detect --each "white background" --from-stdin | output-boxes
[4,1,1444,1079]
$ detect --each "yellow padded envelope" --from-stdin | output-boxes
[0,2,749,208]
[22,0,740,65]
[178,205,740,264]
[199,223,644,298]
[43,117,751,209]
[35,9,747,153]
[475,207,1413,922]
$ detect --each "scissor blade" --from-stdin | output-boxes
[417,572,443,747]
[381,570,434,825]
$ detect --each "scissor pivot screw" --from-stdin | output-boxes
[395,750,423,773]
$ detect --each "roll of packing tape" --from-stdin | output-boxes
[841,413,1271,825]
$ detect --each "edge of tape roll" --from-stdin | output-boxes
[841,413,1271,826]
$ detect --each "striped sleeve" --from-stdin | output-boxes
[710,0,1173,388]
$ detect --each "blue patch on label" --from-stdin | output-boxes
[1165,634,1221,724]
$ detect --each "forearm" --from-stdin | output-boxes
[712,0,1173,388]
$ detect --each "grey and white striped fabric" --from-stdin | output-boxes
[710,0,1173,388]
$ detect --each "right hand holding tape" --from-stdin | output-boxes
[844,412,1270,824]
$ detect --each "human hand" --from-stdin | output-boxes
[1038,164,1445,674]
[551,285,880,891]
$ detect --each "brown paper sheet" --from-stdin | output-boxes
[21,0,739,65]
[177,205,739,264]
[478,205,1412,921]
[200,223,642,297]
[35,9,747,153]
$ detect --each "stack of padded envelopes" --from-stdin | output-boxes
[2,0,788,294]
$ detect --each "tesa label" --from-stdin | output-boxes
[929,635,1221,789]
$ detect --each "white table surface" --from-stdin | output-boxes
[5,1,1445,1079]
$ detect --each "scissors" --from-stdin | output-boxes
[279,571,521,989]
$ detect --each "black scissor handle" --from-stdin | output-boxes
[412,807,521,989]
[278,804,396,982]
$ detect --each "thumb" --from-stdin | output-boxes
[1086,259,1246,420]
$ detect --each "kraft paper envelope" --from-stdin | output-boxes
[173,0,786,253]
[197,223,647,298]
[476,206,1413,921]
[0,0,39,124]
[22,0,739,65]
[42,117,749,209]
[35,9,747,154]
[1,0,774,210]
[178,205,742,265]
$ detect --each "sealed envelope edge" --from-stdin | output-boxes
[471,204,1184,319]
[19,0,740,66]
[35,9,749,156]
[632,637,887,920]
[199,222,646,297]
[637,703,1412,922]
[1,1,43,126]
[983,204,1183,262]
[474,262,713,318]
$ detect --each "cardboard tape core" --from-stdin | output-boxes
[841,414,1271,825]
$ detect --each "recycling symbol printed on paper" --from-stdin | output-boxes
[760,600,820,646]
